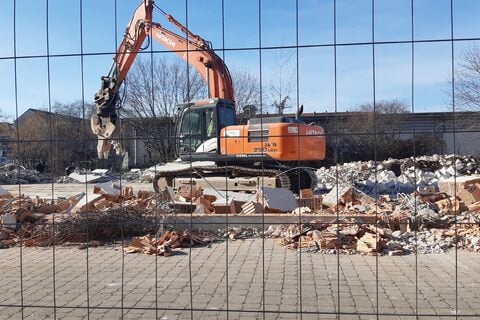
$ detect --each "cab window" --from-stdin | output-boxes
[218,105,236,128]
[179,110,202,135]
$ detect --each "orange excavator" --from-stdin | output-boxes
[90,0,326,193]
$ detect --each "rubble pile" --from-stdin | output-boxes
[3,154,480,256]
[268,210,480,255]
[123,227,262,256]
[55,175,78,183]
[316,154,480,195]
[0,164,51,184]
[124,230,208,256]
[0,183,176,248]
[0,182,245,255]
[267,174,480,255]
[54,208,161,243]
[160,183,321,215]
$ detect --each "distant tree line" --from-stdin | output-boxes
[322,100,446,166]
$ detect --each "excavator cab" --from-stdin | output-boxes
[175,98,236,159]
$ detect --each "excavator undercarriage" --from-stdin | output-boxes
[152,162,318,194]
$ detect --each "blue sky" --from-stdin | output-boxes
[0,0,480,119]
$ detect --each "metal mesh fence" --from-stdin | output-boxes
[1,0,480,319]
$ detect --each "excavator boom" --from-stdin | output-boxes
[150,23,234,100]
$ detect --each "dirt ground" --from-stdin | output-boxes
[1,182,154,199]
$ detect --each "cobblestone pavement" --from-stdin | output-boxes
[1,239,480,320]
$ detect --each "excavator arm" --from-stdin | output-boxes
[91,0,234,159]
[91,0,153,159]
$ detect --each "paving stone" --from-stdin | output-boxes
[0,240,479,319]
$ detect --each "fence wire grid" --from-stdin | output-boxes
[1,0,480,319]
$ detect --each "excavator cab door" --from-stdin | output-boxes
[175,99,235,158]
[176,107,205,155]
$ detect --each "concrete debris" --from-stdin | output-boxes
[167,183,253,214]
[72,191,103,213]
[439,175,480,206]
[92,169,109,175]
[316,154,480,196]
[211,197,236,214]
[55,175,78,183]
[267,209,480,255]
[321,185,374,212]
[176,183,202,201]
[322,186,353,208]
[67,171,111,184]
[0,186,13,199]
[263,157,480,255]
[221,227,260,239]
[1,213,17,229]
[291,206,312,215]
[257,187,298,212]
[0,164,51,184]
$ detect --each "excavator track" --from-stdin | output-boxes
[152,163,316,194]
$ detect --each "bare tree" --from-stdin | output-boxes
[338,99,411,162]
[121,56,205,162]
[329,99,444,163]
[0,109,12,122]
[268,49,295,114]
[52,100,94,119]
[272,96,291,115]
[454,44,480,111]
[230,65,261,115]
[124,56,206,118]
[355,99,409,114]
